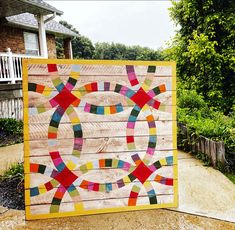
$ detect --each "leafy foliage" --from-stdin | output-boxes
[0,118,23,146]
[225,173,235,184]
[56,21,95,59]
[169,0,235,114]
[0,118,23,135]
[177,89,235,153]
[93,42,165,60]
[1,163,24,179]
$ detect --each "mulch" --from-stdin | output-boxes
[0,131,23,147]
[0,177,25,210]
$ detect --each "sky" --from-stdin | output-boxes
[46,1,177,50]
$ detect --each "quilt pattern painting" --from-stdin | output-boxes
[23,59,177,220]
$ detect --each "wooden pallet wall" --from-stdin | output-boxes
[23,59,177,220]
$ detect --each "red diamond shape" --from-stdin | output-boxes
[131,161,153,184]
[53,87,78,110]
[131,87,152,108]
[54,167,78,188]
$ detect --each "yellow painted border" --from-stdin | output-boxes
[23,59,177,220]
[26,58,175,67]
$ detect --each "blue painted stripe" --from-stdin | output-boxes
[166,156,173,165]
[105,183,112,192]
[73,124,82,131]
[97,106,104,115]
[30,187,39,196]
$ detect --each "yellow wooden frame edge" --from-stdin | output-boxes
[22,59,177,220]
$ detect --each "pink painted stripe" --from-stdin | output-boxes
[123,162,131,171]
[149,165,156,172]
[58,186,66,193]
[74,138,83,144]
[147,147,155,155]
[127,121,135,129]
[49,98,58,107]
[128,72,137,81]
[65,82,74,91]
[120,86,128,95]
[84,103,91,112]
[88,182,94,191]
[53,158,63,166]
[147,90,155,98]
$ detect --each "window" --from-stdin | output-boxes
[24,32,39,56]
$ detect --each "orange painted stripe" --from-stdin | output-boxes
[110,106,116,114]
[36,84,45,94]
[154,174,163,182]
[99,159,105,168]
[159,84,166,93]
[80,180,89,189]
[128,198,137,206]
[146,115,154,122]
[30,163,39,173]
[85,84,92,92]
[72,98,81,107]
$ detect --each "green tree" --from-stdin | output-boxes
[169,0,235,114]
[56,21,95,59]
[93,42,164,60]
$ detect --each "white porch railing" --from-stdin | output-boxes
[0,48,44,83]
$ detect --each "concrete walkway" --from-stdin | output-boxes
[0,143,23,174]
[1,206,234,230]
[0,145,235,229]
[173,151,235,222]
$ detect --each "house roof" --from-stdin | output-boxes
[0,0,63,17]
[21,0,63,15]
[6,13,79,37]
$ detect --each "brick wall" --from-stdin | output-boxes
[0,25,57,58]
[0,26,25,54]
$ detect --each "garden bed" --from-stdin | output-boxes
[0,177,24,210]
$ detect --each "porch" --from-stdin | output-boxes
[0,48,44,84]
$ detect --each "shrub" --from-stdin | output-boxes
[0,118,23,146]
[0,118,23,136]
[1,163,24,179]
[177,89,235,153]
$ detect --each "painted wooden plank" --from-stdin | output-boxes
[27,180,175,205]
[26,167,176,189]
[28,194,174,216]
[27,63,173,76]
[24,75,175,92]
[26,136,175,156]
[26,120,174,140]
[27,107,174,123]
[26,154,175,174]
[26,90,174,107]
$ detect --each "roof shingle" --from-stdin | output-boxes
[6,13,78,37]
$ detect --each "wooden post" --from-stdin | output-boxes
[191,133,196,153]
[64,38,73,59]
[200,136,205,154]
[210,140,217,168]
[7,48,15,84]
[205,138,211,159]
[216,141,226,165]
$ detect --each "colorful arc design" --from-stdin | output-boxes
[28,63,173,212]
